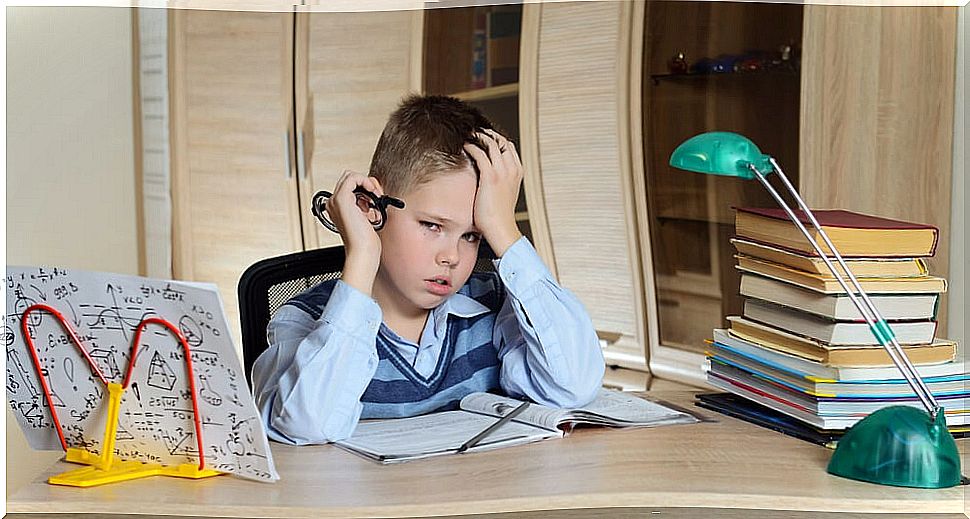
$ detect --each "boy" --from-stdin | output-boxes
[252,95,604,445]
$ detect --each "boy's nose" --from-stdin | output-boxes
[436,243,460,267]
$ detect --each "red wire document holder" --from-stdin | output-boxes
[21,304,223,487]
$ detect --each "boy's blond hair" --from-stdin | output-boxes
[369,94,495,197]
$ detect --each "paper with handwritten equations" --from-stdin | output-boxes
[5,266,278,482]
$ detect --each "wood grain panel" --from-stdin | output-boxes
[534,2,645,368]
[170,10,302,354]
[800,5,957,329]
[299,10,421,250]
[8,392,968,517]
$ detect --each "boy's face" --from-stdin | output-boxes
[375,167,481,315]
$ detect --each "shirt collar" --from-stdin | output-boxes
[434,291,491,320]
[426,291,489,341]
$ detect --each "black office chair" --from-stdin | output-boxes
[238,242,496,386]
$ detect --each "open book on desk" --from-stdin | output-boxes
[335,389,702,464]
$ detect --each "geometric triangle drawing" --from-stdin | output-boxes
[116,423,135,441]
[164,428,198,457]
[89,349,122,380]
[147,351,177,391]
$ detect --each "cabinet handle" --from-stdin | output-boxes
[283,132,292,179]
[297,131,307,181]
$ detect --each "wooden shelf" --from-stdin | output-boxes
[649,68,798,86]
[450,83,518,102]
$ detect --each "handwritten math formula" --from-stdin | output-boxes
[5,266,278,482]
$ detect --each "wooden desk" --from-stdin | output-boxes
[7,391,968,518]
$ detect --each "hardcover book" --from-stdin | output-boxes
[734,208,939,257]
[727,317,956,366]
[736,255,947,294]
[730,238,928,278]
[742,299,938,346]
[739,274,939,320]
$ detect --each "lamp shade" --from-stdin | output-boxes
[668,131,772,179]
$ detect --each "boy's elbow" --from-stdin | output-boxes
[547,363,604,408]
[265,398,357,445]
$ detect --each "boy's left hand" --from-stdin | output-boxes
[464,129,524,257]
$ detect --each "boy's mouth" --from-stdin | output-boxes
[425,276,452,296]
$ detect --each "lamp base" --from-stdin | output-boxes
[827,405,961,488]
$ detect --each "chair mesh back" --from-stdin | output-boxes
[266,272,341,317]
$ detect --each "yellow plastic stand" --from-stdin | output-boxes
[48,382,223,487]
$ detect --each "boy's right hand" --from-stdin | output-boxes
[326,170,384,296]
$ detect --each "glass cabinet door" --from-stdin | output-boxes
[642,0,803,356]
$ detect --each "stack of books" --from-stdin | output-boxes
[704,207,967,440]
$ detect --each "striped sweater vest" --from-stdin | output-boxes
[284,272,505,418]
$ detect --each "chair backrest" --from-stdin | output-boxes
[238,242,496,386]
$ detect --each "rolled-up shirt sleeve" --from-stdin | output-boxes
[251,280,381,445]
[493,237,605,408]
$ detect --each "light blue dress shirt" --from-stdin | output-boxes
[252,237,605,444]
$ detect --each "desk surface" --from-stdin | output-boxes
[7,391,968,518]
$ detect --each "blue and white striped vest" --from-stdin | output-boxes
[284,273,505,418]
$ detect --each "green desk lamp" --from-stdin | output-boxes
[669,131,962,489]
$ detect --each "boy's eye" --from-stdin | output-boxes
[420,221,441,232]
[462,232,482,243]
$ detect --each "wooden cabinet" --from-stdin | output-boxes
[297,11,422,251]
[159,4,957,382]
[519,1,650,370]
[170,11,303,353]
[167,10,420,348]
[642,1,803,362]
[520,1,957,385]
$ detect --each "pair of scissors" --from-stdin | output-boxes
[310,187,405,233]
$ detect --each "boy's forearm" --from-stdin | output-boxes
[483,221,522,258]
[341,250,380,296]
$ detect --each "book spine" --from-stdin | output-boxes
[471,8,487,89]
[486,6,521,87]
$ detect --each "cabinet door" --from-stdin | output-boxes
[296,10,423,249]
[523,1,649,370]
[170,10,302,352]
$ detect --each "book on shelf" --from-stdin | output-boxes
[734,207,939,258]
[739,274,939,321]
[707,362,970,428]
[485,5,521,86]
[742,299,938,346]
[470,7,487,89]
[334,389,700,464]
[736,255,947,294]
[711,328,967,382]
[727,316,957,366]
[730,238,928,278]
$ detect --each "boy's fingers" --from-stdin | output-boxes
[464,143,490,169]
[368,177,385,197]
[476,131,502,162]
[362,176,383,197]
[506,141,522,169]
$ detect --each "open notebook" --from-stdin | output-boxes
[335,389,702,463]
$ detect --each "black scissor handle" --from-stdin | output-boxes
[311,187,405,234]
